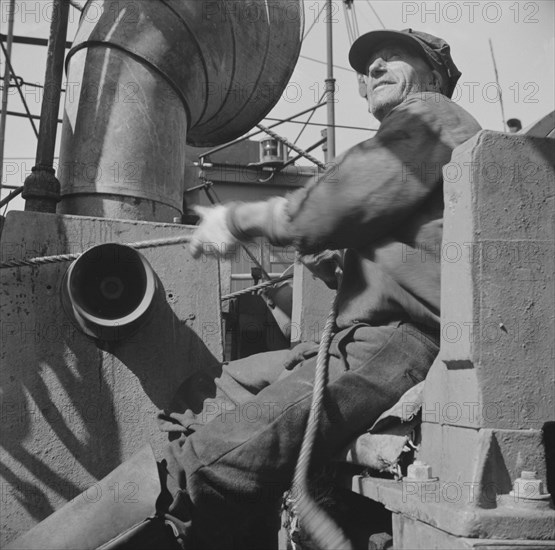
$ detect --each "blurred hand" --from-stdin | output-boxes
[189,205,239,259]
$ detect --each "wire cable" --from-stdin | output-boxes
[303,2,326,41]
[257,124,326,169]
[198,103,326,161]
[264,117,377,132]
[365,0,386,29]
[350,0,360,38]
[294,91,326,145]
[299,55,352,73]
[0,41,39,137]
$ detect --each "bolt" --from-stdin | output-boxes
[405,460,437,481]
[510,471,551,501]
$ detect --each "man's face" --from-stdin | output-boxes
[361,42,440,121]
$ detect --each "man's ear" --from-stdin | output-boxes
[357,73,367,98]
[430,69,444,93]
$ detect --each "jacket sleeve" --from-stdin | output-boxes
[276,96,457,253]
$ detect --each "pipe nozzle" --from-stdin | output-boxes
[62,243,156,341]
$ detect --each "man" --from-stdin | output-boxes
[9,29,481,550]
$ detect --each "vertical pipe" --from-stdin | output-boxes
[325,0,336,162]
[0,0,16,187]
[22,0,69,212]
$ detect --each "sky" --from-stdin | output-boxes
[1,0,554,212]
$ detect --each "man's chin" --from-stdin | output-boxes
[369,99,397,122]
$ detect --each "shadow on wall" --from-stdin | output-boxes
[0,267,220,528]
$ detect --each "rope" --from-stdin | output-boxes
[0,234,193,269]
[1,233,294,301]
[256,124,326,169]
[221,272,293,301]
[292,293,353,550]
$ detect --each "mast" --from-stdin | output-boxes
[22,0,69,213]
[325,0,336,162]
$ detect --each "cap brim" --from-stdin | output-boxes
[348,30,430,74]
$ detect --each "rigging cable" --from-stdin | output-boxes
[302,2,326,41]
[198,103,326,161]
[488,38,507,132]
[264,117,377,132]
[351,0,360,38]
[343,2,356,45]
[365,0,386,29]
[299,55,352,73]
[294,91,326,145]
[256,124,326,169]
[0,41,39,137]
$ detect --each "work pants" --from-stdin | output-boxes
[156,320,439,549]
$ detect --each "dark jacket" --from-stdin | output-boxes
[278,92,481,329]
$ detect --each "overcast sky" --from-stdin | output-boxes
[1,0,554,211]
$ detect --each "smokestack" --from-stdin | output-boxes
[58,0,303,222]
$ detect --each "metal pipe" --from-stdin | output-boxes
[0,32,73,49]
[61,243,157,341]
[325,0,336,162]
[58,0,303,222]
[22,0,70,213]
[0,0,16,187]
[4,110,61,123]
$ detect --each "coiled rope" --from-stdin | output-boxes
[292,293,353,550]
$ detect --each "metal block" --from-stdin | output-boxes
[0,211,223,545]
[392,513,555,549]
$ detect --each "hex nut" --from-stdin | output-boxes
[510,471,551,501]
[405,460,438,482]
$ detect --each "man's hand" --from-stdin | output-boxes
[189,205,239,259]
[283,341,320,370]
[300,249,344,289]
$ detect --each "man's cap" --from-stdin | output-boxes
[348,28,461,98]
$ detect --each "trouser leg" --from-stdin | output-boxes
[164,321,439,550]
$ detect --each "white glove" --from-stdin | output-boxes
[189,205,239,258]
[189,205,239,259]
